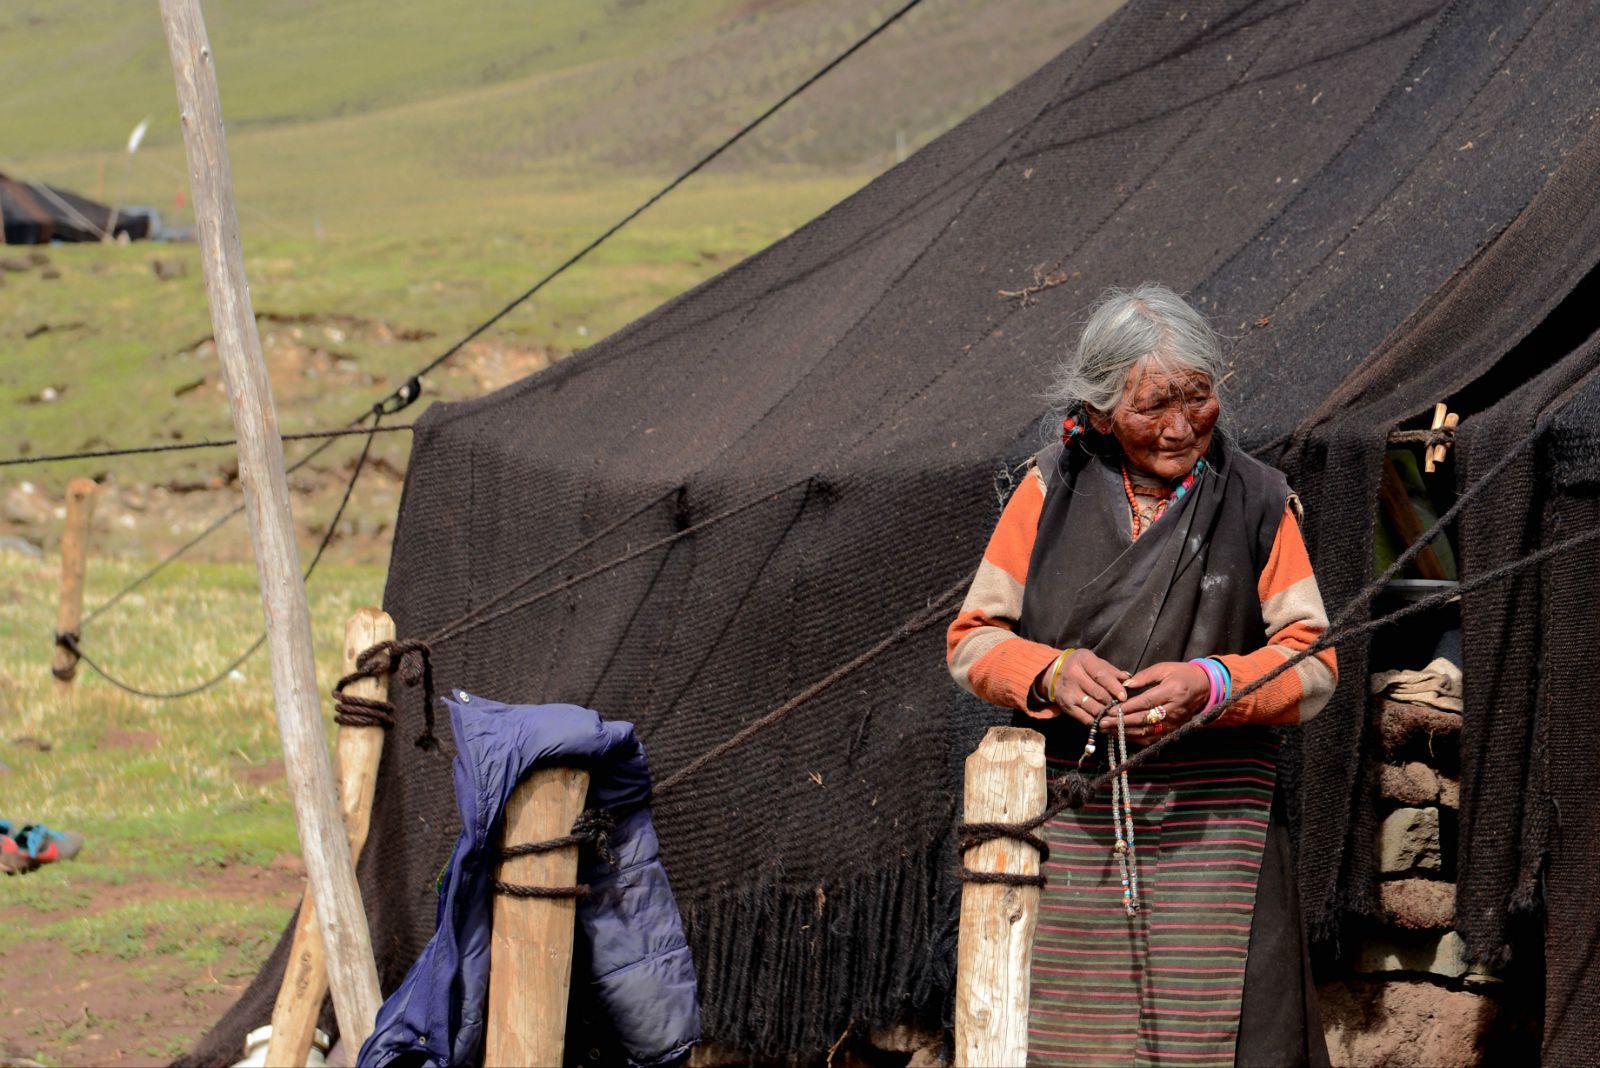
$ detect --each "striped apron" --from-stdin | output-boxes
[1028,735,1277,1067]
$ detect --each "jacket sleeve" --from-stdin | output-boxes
[1213,504,1339,726]
[946,467,1064,712]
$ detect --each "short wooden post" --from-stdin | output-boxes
[485,766,589,1067]
[954,726,1046,1067]
[266,608,394,1066]
[51,477,98,691]
[160,0,381,1040]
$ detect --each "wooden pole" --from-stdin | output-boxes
[954,726,1046,1068]
[485,766,589,1067]
[266,608,394,1066]
[158,0,381,1041]
[51,477,98,691]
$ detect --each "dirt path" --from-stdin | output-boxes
[0,863,304,1067]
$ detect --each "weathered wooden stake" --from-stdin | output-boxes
[266,608,395,1066]
[485,766,589,1067]
[159,0,381,1041]
[51,477,98,691]
[1424,403,1449,474]
[954,726,1046,1067]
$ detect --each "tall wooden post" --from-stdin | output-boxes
[159,0,381,1041]
[954,726,1046,1067]
[267,608,395,1066]
[485,767,589,1067]
[51,477,98,691]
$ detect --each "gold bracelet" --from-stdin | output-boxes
[1047,647,1076,705]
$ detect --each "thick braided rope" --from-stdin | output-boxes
[331,639,436,749]
[494,807,618,900]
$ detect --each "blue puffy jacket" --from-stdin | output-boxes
[358,692,700,1067]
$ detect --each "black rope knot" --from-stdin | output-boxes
[956,816,1050,888]
[494,806,618,899]
[51,630,81,680]
[1056,768,1097,810]
[374,376,422,417]
[331,638,437,749]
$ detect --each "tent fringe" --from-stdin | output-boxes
[682,836,956,1057]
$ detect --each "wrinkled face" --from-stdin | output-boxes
[1090,362,1219,481]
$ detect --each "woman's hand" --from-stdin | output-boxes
[1115,661,1211,743]
[1026,648,1131,725]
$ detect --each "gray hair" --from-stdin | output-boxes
[1047,284,1224,418]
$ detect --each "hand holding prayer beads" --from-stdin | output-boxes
[1025,647,1131,725]
[1116,659,1218,743]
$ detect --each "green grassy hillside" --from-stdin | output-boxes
[0,0,1118,559]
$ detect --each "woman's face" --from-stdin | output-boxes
[1091,362,1219,480]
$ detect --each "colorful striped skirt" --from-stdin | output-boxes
[1028,733,1278,1067]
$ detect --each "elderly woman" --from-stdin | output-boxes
[947,284,1337,1067]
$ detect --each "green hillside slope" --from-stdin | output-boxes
[0,0,1117,559]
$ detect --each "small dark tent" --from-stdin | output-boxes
[0,171,150,244]
[189,0,1600,1062]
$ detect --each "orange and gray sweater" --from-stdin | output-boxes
[946,463,1337,725]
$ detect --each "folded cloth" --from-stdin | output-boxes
[358,693,699,1068]
[1369,657,1464,712]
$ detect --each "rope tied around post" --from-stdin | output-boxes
[332,638,437,749]
[52,630,81,681]
[494,806,617,899]
[958,819,1050,888]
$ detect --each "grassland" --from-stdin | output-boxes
[0,552,384,1065]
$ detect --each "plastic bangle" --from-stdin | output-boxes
[1190,657,1221,713]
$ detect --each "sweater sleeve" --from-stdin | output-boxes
[1213,504,1339,726]
[946,467,1064,712]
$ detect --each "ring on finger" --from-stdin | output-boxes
[1145,706,1167,725]
[1080,693,1093,708]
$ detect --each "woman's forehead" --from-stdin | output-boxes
[1123,362,1213,396]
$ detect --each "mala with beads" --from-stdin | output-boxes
[1107,705,1141,914]
[1077,701,1149,916]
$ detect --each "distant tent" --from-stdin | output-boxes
[0,171,150,244]
[188,0,1600,1063]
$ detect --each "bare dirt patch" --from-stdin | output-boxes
[0,864,303,1067]
[235,758,286,786]
[99,728,159,751]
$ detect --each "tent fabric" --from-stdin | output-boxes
[0,171,149,244]
[186,0,1600,1062]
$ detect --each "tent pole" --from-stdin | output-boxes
[51,477,97,692]
[266,608,395,1065]
[487,766,589,1066]
[954,726,1046,1067]
[158,0,382,1044]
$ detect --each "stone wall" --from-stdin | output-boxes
[1316,695,1538,1067]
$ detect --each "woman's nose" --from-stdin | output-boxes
[1163,406,1193,440]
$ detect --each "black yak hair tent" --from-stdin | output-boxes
[188,0,1600,1062]
[0,171,150,244]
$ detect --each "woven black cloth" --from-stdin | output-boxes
[184,2,1600,1062]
